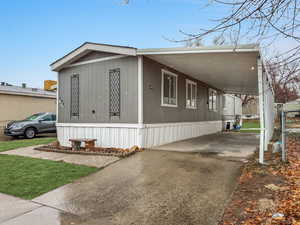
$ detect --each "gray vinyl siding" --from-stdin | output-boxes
[143,57,222,123]
[58,56,138,123]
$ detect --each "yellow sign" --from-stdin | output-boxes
[44,80,57,91]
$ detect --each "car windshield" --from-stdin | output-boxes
[25,113,44,121]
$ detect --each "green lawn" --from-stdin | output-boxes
[0,137,56,152]
[242,120,260,129]
[0,154,98,199]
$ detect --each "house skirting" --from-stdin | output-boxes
[56,121,222,149]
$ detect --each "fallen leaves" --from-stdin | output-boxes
[220,135,300,225]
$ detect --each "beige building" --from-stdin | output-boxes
[0,83,56,137]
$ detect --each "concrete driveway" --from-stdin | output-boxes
[152,132,259,158]
[0,133,259,225]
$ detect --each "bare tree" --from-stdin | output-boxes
[184,37,203,47]
[267,56,300,103]
[178,0,300,65]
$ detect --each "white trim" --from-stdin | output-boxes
[0,90,56,99]
[144,120,222,128]
[66,55,128,68]
[208,88,217,112]
[186,79,197,109]
[137,48,260,55]
[161,69,178,108]
[56,77,59,123]
[137,56,144,147]
[138,56,143,124]
[56,123,143,128]
[51,43,136,71]
[56,120,222,129]
[57,120,223,148]
[257,58,265,164]
[142,120,223,148]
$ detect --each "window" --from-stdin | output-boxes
[186,79,197,109]
[41,114,56,121]
[70,74,79,117]
[208,88,217,111]
[41,114,53,121]
[109,68,121,118]
[161,69,178,107]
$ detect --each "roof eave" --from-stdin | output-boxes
[137,47,261,55]
[51,42,137,72]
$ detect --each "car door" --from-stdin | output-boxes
[39,114,55,133]
[49,114,57,132]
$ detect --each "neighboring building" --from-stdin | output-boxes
[0,83,56,135]
[222,94,242,129]
[284,98,300,117]
[242,96,259,119]
[51,42,273,151]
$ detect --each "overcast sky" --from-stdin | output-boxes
[0,0,294,88]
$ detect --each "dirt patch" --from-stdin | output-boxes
[219,135,300,225]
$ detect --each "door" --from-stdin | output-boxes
[39,114,56,133]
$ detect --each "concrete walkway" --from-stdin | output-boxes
[0,145,119,168]
[0,133,259,225]
[0,193,82,225]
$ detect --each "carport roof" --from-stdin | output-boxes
[51,42,261,95]
[137,44,261,95]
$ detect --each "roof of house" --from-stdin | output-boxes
[137,44,259,55]
[50,42,260,72]
[0,84,56,98]
[50,42,262,95]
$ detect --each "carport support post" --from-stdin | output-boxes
[281,110,286,162]
[137,56,144,147]
[257,58,265,164]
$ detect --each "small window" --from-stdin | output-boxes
[161,69,178,107]
[208,88,217,111]
[70,74,79,117]
[186,79,197,109]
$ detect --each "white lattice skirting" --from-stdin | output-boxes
[56,121,222,149]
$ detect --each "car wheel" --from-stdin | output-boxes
[25,128,36,139]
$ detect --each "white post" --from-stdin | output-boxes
[56,75,59,123]
[281,111,286,162]
[257,58,265,164]
[137,56,144,147]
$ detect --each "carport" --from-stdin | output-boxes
[137,44,275,164]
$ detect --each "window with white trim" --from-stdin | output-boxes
[186,79,197,109]
[208,88,217,111]
[161,70,178,107]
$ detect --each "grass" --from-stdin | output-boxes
[0,154,98,199]
[0,137,56,152]
[242,120,260,129]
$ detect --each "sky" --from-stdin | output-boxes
[0,0,294,88]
